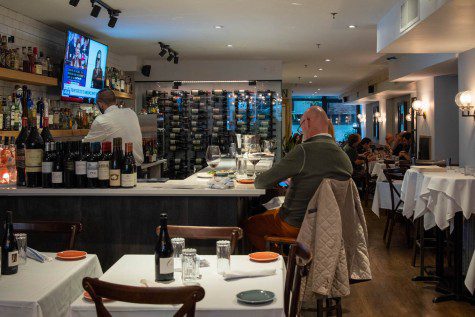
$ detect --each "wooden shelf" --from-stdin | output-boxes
[0,129,89,139]
[113,91,134,100]
[0,68,58,86]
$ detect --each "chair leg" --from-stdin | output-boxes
[317,299,323,317]
[383,210,391,241]
[405,220,412,248]
[335,298,343,317]
[386,212,396,249]
[326,298,332,316]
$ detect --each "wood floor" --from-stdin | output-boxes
[340,207,475,316]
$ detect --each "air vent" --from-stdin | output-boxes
[400,0,419,33]
[343,96,349,103]
[368,85,375,94]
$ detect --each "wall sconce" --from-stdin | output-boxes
[374,111,384,123]
[405,113,412,122]
[455,90,474,118]
[357,113,366,123]
[411,99,427,118]
[352,122,359,129]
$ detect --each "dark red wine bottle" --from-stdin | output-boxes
[25,121,44,187]
[1,211,19,275]
[155,213,174,281]
[15,117,29,186]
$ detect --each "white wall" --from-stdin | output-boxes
[377,0,450,52]
[416,77,435,158]
[388,53,456,81]
[458,48,475,167]
[134,59,283,82]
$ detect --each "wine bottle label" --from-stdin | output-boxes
[172,128,181,133]
[169,133,176,138]
[66,161,75,171]
[98,161,110,180]
[15,148,25,168]
[194,134,202,139]
[8,250,18,267]
[121,173,134,187]
[110,169,121,186]
[191,109,198,114]
[25,149,43,172]
[41,161,53,173]
[75,161,86,175]
[87,162,98,178]
[174,159,181,164]
[159,257,174,274]
[192,140,200,145]
[52,171,63,183]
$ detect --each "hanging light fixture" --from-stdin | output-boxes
[411,99,427,118]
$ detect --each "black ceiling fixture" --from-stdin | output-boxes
[158,42,179,64]
[70,0,121,28]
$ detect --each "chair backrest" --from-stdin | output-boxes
[284,242,312,317]
[383,159,395,169]
[13,221,83,250]
[156,225,243,254]
[83,277,205,317]
[383,169,405,212]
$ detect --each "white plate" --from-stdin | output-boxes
[197,172,213,178]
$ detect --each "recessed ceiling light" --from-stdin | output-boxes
[314,75,318,78]
[308,81,312,84]
[318,68,323,71]
[214,25,224,29]
[226,44,233,47]
[348,25,356,29]
[318,88,321,91]
[325,59,331,62]
[291,2,303,5]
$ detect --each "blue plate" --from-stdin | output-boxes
[236,289,275,304]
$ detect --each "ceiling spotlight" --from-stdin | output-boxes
[91,3,101,18]
[69,0,80,6]
[107,9,120,28]
[174,55,179,64]
[214,25,224,29]
[318,68,323,71]
[348,25,356,29]
[159,43,168,57]
[291,2,303,5]
[167,52,174,62]
[309,81,312,84]
[226,44,233,47]
[325,59,331,62]
[159,48,167,57]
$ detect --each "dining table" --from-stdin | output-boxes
[400,168,475,299]
[0,253,102,317]
[69,254,285,317]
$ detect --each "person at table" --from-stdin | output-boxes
[392,132,405,156]
[243,106,353,250]
[343,134,365,168]
[83,89,144,165]
[385,133,394,154]
[398,132,413,161]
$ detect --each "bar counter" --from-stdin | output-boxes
[0,163,268,269]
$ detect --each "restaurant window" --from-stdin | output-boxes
[327,103,358,142]
[397,101,408,133]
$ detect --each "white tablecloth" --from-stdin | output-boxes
[371,180,402,217]
[371,162,395,182]
[70,255,285,317]
[400,169,475,294]
[0,253,102,317]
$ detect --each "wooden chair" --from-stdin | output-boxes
[13,221,83,250]
[156,226,243,254]
[363,158,377,207]
[382,169,410,249]
[83,277,205,317]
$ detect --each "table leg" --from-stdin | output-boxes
[412,218,438,282]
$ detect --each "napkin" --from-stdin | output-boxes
[208,177,234,189]
[27,247,53,263]
[263,196,285,210]
[223,268,276,280]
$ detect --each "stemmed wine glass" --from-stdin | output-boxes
[206,145,221,172]
[248,143,261,178]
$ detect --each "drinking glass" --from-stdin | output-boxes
[229,143,237,159]
[206,145,221,171]
[465,165,475,176]
[216,240,231,274]
[236,156,247,178]
[14,233,27,265]
[171,237,185,258]
[181,248,199,284]
[248,143,261,178]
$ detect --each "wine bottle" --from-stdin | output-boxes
[52,141,63,188]
[98,141,111,188]
[75,142,89,188]
[15,117,29,186]
[121,142,135,188]
[1,211,18,275]
[41,142,55,188]
[25,121,44,187]
[155,213,174,282]
[109,137,122,188]
[63,141,76,188]
[40,116,53,143]
[86,142,101,188]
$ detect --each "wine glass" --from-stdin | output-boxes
[206,145,221,172]
[248,143,261,178]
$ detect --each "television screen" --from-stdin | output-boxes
[61,30,108,102]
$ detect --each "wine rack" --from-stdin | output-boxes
[234,90,254,135]
[211,89,232,154]
[255,90,277,140]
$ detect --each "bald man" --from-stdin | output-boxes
[243,106,353,250]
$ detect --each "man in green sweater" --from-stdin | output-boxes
[243,106,353,250]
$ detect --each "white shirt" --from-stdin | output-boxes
[83,105,144,165]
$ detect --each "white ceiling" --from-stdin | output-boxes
[0,0,400,96]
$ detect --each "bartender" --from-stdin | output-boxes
[83,88,144,165]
